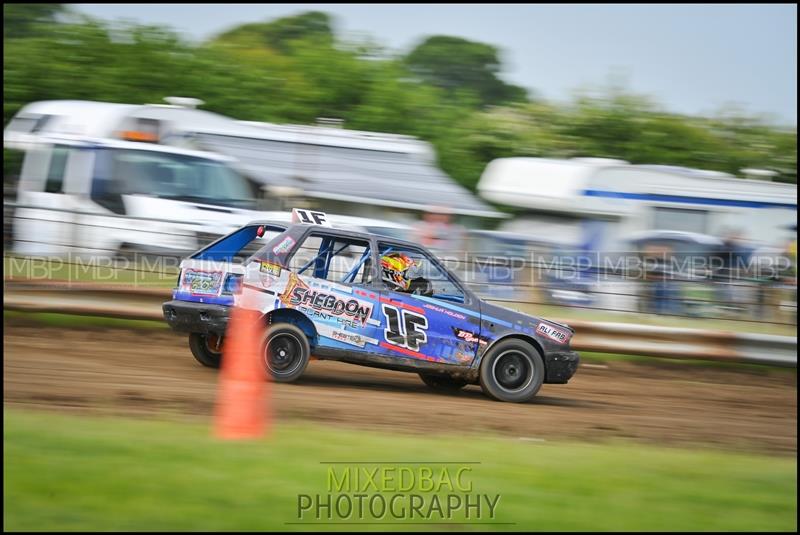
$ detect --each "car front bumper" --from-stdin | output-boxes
[544,350,580,383]
[162,300,230,335]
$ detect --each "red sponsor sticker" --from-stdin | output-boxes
[536,322,570,344]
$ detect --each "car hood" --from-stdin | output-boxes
[480,300,574,334]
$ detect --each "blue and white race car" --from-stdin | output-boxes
[163,210,579,402]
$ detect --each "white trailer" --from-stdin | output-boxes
[477,157,797,252]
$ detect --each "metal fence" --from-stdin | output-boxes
[4,202,797,328]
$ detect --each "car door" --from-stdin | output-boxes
[281,230,384,355]
[374,241,484,366]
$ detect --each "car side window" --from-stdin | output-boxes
[325,238,373,285]
[378,243,465,304]
[288,233,373,285]
[45,146,69,193]
[288,234,324,273]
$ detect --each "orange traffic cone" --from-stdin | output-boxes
[214,306,271,439]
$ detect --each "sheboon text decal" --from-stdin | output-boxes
[536,322,570,344]
[290,287,373,325]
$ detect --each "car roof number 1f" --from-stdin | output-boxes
[292,208,330,226]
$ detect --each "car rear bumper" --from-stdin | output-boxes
[544,350,580,384]
[162,300,230,335]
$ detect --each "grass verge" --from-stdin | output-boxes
[4,409,796,531]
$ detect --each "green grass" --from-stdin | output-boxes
[4,409,797,532]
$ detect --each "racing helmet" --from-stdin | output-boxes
[380,252,416,291]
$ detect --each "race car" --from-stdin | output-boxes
[162,209,580,402]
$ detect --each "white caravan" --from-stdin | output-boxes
[477,157,797,251]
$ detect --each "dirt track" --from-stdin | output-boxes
[3,322,797,454]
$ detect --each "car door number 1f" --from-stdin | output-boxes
[382,304,428,352]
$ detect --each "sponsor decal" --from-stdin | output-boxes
[536,322,570,344]
[181,269,223,296]
[330,329,378,348]
[259,260,282,277]
[452,327,489,346]
[272,236,296,255]
[315,323,378,348]
[300,308,364,330]
[287,285,374,326]
[422,302,467,320]
[279,272,308,305]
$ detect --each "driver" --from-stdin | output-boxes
[380,252,432,295]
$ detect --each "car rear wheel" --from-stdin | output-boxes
[419,373,468,392]
[479,339,544,403]
[188,332,223,368]
[261,323,310,383]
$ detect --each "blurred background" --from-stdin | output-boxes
[3,4,796,332]
[3,4,797,532]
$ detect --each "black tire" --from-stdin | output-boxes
[479,339,544,403]
[188,332,224,368]
[419,373,468,392]
[260,323,311,383]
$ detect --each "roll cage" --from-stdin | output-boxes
[255,223,477,305]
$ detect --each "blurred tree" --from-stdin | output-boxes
[2,10,795,189]
[213,11,333,54]
[405,35,528,107]
[3,3,65,39]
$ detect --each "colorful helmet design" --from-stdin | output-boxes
[381,252,416,291]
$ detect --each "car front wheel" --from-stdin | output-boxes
[479,339,544,402]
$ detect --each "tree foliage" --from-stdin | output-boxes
[3,7,796,187]
[214,11,333,54]
[3,3,65,39]
[405,35,528,107]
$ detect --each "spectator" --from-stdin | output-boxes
[714,228,753,317]
[641,244,680,315]
[414,206,466,262]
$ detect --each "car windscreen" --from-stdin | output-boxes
[93,148,257,209]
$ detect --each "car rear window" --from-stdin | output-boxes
[191,224,285,263]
